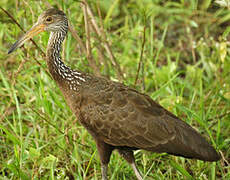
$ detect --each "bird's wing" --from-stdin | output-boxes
[79,78,220,162]
[80,80,178,149]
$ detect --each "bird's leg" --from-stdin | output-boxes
[118,149,143,180]
[101,163,108,180]
[131,161,143,180]
[95,140,113,180]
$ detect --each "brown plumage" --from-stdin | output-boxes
[8,8,220,180]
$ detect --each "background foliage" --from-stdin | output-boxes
[0,0,229,179]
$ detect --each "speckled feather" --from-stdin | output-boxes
[43,9,219,162]
[74,77,218,161]
[9,8,220,180]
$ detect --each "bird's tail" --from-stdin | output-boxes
[147,119,220,162]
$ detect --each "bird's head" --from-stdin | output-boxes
[8,8,68,54]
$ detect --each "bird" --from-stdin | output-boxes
[8,8,220,180]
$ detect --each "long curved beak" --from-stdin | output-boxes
[8,23,45,54]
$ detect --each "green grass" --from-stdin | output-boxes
[0,0,230,179]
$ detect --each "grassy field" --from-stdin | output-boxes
[0,0,230,179]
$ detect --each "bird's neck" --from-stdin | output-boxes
[46,31,67,76]
[46,31,87,91]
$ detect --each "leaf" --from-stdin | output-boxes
[219,41,227,62]
[169,160,194,180]
[42,154,58,169]
[215,0,230,7]
[29,147,40,160]
[0,125,20,145]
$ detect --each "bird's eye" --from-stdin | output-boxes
[46,16,53,23]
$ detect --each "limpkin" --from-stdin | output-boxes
[8,9,220,180]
